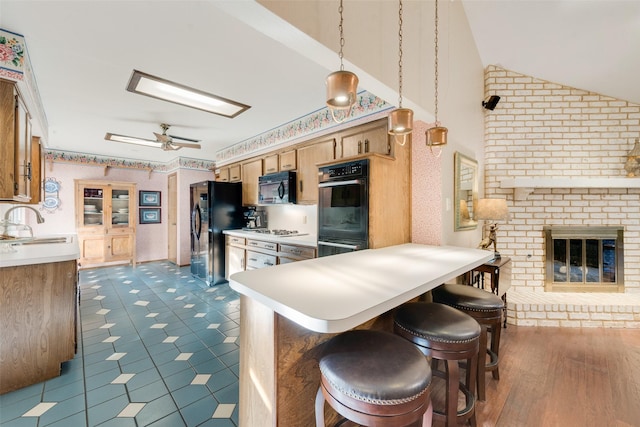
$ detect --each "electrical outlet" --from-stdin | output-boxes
[302,215,307,224]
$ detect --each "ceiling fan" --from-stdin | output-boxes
[105,123,201,151]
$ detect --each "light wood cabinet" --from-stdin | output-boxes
[339,119,391,158]
[75,180,136,268]
[226,236,246,279]
[0,80,34,202]
[263,154,279,174]
[229,164,242,182]
[279,150,297,171]
[296,138,336,204]
[241,159,263,205]
[216,167,230,182]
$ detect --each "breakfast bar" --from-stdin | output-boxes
[230,243,493,426]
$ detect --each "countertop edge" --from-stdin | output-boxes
[223,229,317,247]
[230,244,493,333]
[0,234,80,268]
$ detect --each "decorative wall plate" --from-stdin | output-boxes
[44,178,61,193]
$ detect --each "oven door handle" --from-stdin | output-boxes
[318,179,362,188]
[317,240,363,250]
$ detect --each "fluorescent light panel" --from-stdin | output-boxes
[104,133,160,147]
[127,70,250,118]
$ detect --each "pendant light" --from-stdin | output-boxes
[326,0,359,124]
[426,0,448,153]
[388,0,413,146]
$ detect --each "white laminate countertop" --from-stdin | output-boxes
[230,243,493,333]
[223,229,317,247]
[0,234,80,268]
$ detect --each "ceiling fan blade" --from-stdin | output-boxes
[105,133,161,147]
[153,132,171,143]
[171,142,201,149]
[168,134,201,143]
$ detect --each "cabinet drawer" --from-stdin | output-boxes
[246,250,277,269]
[246,239,278,251]
[228,236,246,246]
[279,244,315,259]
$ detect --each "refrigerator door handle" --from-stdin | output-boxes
[192,205,201,240]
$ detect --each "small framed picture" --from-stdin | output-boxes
[139,208,161,224]
[139,190,161,207]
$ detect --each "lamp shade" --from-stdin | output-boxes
[426,126,448,147]
[326,70,358,110]
[388,108,414,135]
[475,198,509,221]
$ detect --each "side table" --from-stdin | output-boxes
[468,256,511,327]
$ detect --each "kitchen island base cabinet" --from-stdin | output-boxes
[0,260,78,395]
[238,296,392,427]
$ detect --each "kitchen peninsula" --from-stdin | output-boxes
[0,235,80,394]
[229,243,493,426]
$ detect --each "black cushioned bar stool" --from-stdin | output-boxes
[315,329,433,427]
[432,284,504,401]
[394,302,480,427]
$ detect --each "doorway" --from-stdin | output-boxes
[167,173,177,264]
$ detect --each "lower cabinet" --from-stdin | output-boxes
[0,260,77,394]
[225,234,316,277]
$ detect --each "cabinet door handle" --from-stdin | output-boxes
[299,180,303,193]
[26,162,32,180]
[358,140,362,154]
[364,139,369,153]
[283,164,292,168]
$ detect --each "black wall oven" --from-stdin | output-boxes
[317,159,369,257]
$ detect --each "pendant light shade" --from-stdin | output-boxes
[327,0,358,124]
[326,70,359,121]
[426,0,447,153]
[426,125,448,147]
[388,108,414,143]
[388,0,413,146]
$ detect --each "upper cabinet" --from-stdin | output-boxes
[229,164,242,182]
[241,159,263,206]
[296,138,336,204]
[216,167,230,182]
[0,80,35,202]
[263,154,279,174]
[279,150,296,171]
[338,119,391,158]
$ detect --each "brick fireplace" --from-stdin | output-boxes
[482,66,640,328]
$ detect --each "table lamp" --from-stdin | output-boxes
[475,198,509,259]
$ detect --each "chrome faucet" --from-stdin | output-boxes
[3,205,45,224]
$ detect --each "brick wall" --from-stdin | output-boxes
[483,65,640,295]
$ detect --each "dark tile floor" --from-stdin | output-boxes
[0,262,240,427]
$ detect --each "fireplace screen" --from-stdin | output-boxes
[544,226,624,292]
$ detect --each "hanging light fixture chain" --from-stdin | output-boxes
[398,0,404,108]
[434,0,440,122]
[338,0,345,71]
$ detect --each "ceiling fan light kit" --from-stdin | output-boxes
[126,70,251,118]
[105,124,201,151]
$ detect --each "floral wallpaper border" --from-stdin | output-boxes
[45,150,215,173]
[215,90,393,162]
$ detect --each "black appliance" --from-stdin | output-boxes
[317,159,369,257]
[258,171,296,205]
[190,181,244,285]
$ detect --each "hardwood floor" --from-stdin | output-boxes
[430,325,640,427]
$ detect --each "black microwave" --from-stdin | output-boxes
[258,171,296,205]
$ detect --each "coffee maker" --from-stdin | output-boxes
[243,207,267,229]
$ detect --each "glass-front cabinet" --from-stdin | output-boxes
[75,180,136,268]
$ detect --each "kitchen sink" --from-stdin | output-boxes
[19,237,70,245]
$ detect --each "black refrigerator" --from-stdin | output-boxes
[190,181,243,285]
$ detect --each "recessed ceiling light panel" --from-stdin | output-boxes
[126,70,251,118]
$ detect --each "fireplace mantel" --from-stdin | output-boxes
[500,177,640,199]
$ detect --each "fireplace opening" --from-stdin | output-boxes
[544,226,624,292]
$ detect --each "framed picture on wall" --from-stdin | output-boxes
[139,190,161,207]
[139,208,161,224]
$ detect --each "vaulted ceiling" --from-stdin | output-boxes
[1,1,638,164]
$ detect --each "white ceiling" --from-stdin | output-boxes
[2,0,639,164]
